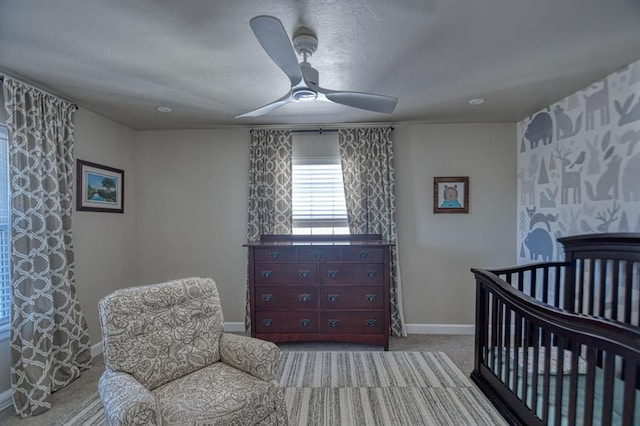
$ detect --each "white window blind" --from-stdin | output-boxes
[292,162,348,229]
[292,133,349,235]
[0,125,10,332]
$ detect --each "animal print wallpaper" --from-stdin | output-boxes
[517,58,640,263]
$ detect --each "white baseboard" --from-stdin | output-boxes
[405,323,474,335]
[0,388,12,412]
[91,341,103,358]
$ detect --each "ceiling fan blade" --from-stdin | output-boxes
[250,15,303,86]
[322,89,398,114]
[235,93,294,118]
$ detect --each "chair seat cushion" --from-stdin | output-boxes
[152,362,283,425]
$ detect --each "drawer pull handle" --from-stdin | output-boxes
[263,319,273,327]
[328,270,338,278]
[269,251,280,259]
[357,251,369,259]
[261,270,272,278]
[300,319,311,327]
[262,294,273,302]
[328,319,339,327]
[328,294,339,302]
[299,293,311,302]
[299,270,310,278]
[367,270,377,278]
[366,294,377,302]
[314,251,324,259]
[366,319,377,327]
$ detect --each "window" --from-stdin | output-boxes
[0,125,9,332]
[292,133,349,235]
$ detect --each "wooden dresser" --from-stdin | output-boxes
[244,234,393,350]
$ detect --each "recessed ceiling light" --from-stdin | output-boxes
[468,98,486,106]
[155,106,172,113]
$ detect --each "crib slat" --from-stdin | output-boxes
[504,306,512,385]
[587,259,596,315]
[601,352,615,426]
[530,326,540,418]
[553,338,565,426]
[622,361,637,426]
[518,271,524,292]
[542,331,552,424]
[496,298,504,377]
[491,293,499,371]
[542,267,549,304]
[598,259,607,317]
[531,268,537,298]
[555,264,562,308]
[624,261,633,324]
[611,260,620,321]
[513,313,522,397]
[583,347,596,426]
[521,319,530,406]
[567,341,580,425]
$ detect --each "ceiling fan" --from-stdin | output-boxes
[235,15,398,118]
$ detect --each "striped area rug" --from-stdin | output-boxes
[63,351,506,425]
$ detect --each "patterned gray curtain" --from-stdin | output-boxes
[3,77,91,417]
[245,129,292,330]
[338,127,407,337]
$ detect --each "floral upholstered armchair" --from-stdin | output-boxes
[97,277,288,425]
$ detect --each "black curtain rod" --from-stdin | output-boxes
[0,75,79,110]
[251,126,394,135]
[292,128,339,134]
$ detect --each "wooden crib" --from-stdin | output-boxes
[471,233,640,425]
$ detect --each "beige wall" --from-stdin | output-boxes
[394,123,517,326]
[135,129,251,323]
[73,109,139,343]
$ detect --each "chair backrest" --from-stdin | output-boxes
[99,277,224,390]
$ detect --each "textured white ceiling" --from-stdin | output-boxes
[1,0,640,130]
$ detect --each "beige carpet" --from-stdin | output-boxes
[0,334,477,425]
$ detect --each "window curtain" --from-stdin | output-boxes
[3,77,91,417]
[338,127,407,337]
[245,129,292,330]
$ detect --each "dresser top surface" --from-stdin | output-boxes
[244,234,394,247]
[244,240,394,247]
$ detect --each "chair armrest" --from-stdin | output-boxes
[98,369,160,426]
[220,333,280,381]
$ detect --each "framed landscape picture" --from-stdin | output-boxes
[76,159,124,213]
[434,176,469,214]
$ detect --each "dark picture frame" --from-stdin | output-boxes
[434,176,469,214]
[76,159,124,213]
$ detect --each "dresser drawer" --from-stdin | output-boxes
[296,247,340,262]
[255,263,317,284]
[320,286,384,309]
[320,311,385,334]
[320,263,384,285]
[254,248,295,262]
[340,247,384,262]
[255,286,317,309]
[255,311,318,333]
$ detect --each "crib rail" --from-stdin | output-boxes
[560,234,640,328]
[489,262,569,309]
[472,268,640,426]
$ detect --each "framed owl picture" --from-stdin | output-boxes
[433,176,469,214]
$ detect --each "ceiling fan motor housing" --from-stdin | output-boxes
[293,33,318,57]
